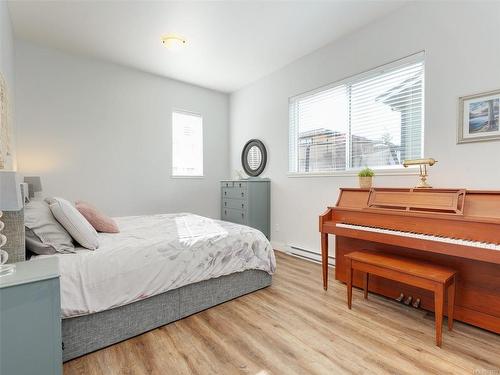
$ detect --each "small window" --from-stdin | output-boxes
[172,111,203,177]
[289,52,424,174]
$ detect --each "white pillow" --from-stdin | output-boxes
[45,197,99,250]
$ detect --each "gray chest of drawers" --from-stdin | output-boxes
[221,179,270,239]
[0,257,62,375]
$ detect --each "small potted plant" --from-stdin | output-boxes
[358,167,374,189]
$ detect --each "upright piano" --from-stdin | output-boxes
[319,187,500,333]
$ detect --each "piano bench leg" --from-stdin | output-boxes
[363,272,369,299]
[448,275,456,331]
[346,258,353,309]
[434,284,445,347]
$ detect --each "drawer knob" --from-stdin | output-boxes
[224,191,227,195]
[239,183,242,187]
[241,192,244,197]
[241,203,244,208]
[224,210,227,215]
[241,213,244,218]
[224,202,227,206]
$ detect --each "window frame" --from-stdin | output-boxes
[288,52,425,177]
[171,109,204,178]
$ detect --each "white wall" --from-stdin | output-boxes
[15,41,229,218]
[0,1,15,169]
[230,2,500,259]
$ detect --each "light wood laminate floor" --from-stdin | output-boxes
[64,251,500,375]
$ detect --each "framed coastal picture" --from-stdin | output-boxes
[458,89,500,144]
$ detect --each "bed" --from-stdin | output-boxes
[33,213,275,361]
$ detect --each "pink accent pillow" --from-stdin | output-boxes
[75,201,119,233]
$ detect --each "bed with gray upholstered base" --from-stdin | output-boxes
[62,269,271,361]
[31,213,275,361]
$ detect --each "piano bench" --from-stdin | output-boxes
[344,250,457,347]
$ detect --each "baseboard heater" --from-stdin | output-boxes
[290,245,335,267]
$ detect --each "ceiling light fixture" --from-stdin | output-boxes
[161,34,187,50]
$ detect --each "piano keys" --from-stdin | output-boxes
[319,187,500,333]
[336,223,500,251]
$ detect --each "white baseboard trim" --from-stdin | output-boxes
[271,241,335,267]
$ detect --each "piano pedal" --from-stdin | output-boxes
[395,293,405,302]
[403,296,413,306]
[412,298,421,309]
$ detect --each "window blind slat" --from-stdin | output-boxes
[289,53,424,173]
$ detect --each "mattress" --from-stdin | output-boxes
[32,213,276,318]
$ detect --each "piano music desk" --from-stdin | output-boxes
[345,251,457,347]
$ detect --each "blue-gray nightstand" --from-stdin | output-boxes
[0,257,62,375]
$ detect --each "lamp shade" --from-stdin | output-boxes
[0,171,22,211]
[24,176,42,198]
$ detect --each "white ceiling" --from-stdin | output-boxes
[8,1,406,93]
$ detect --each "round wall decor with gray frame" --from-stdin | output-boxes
[241,139,267,177]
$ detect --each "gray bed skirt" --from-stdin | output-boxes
[62,269,272,362]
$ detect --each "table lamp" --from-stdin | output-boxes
[402,158,437,188]
[24,176,42,198]
[0,171,22,277]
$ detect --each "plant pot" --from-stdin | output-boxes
[358,176,373,189]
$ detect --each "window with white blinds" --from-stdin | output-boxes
[289,53,424,174]
[172,111,203,177]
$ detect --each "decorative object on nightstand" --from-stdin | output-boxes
[0,257,62,375]
[0,212,12,277]
[221,179,270,239]
[24,175,43,198]
[0,171,23,275]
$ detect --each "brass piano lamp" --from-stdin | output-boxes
[402,158,437,188]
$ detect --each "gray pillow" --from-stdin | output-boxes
[24,199,75,254]
[25,228,61,255]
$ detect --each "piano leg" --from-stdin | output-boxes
[435,285,445,347]
[363,273,369,299]
[321,233,328,290]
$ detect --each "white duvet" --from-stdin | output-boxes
[32,213,276,318]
